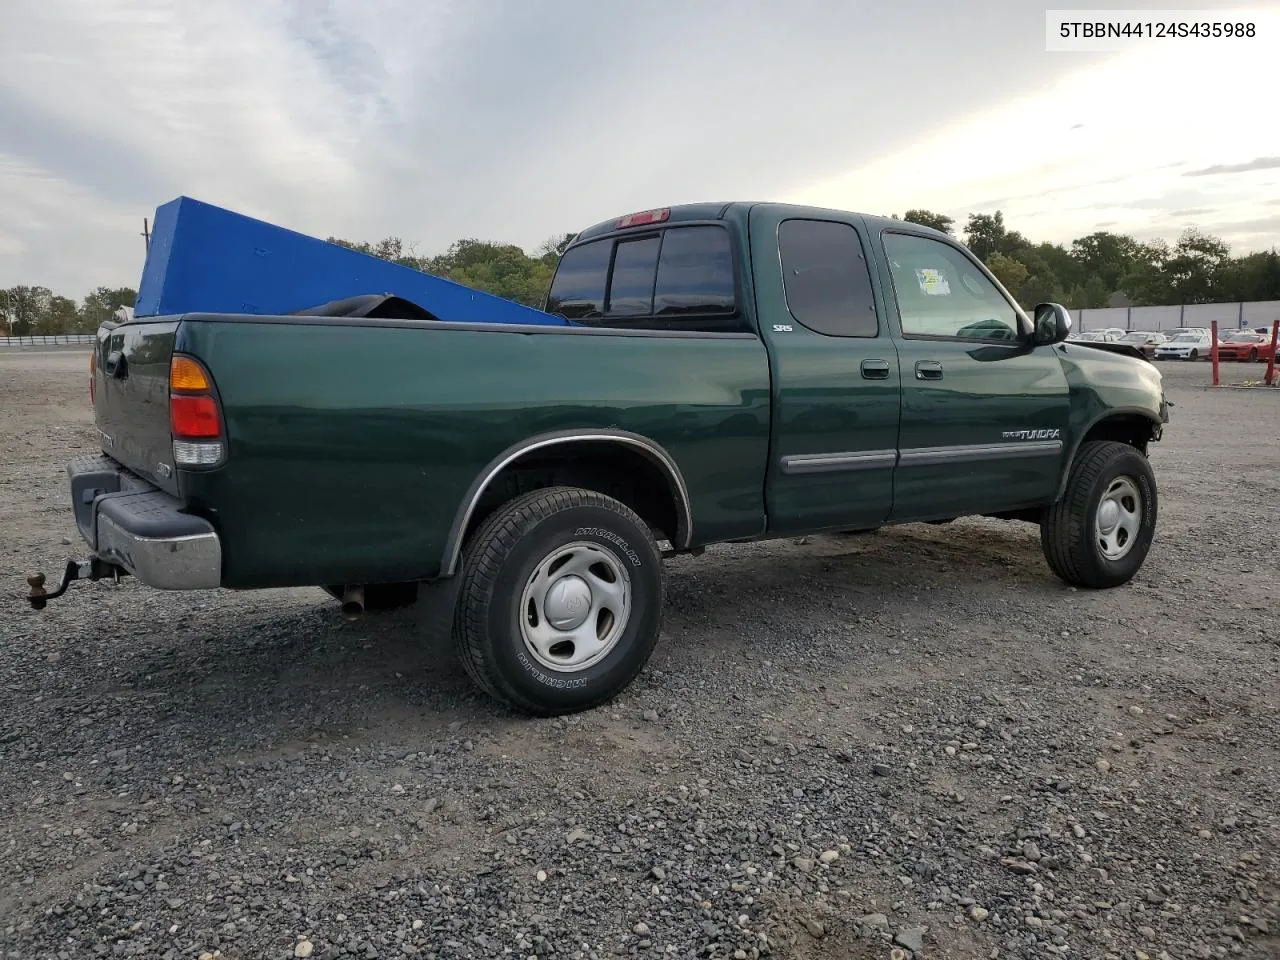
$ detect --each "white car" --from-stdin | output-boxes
[1153,330,1212,361]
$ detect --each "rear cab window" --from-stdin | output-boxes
[777,219,879,338]
[545,224,742,332]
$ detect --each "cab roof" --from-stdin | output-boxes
[569,202,953,246]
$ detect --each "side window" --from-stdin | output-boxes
[606,235,661,316]
[882,232,1021,341]
[778,219,879,337]
[545,239,611,320]
[653,226,735,316]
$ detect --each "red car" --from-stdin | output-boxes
[1216,331,1274,362]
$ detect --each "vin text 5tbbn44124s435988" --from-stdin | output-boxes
[28,201,1170,716]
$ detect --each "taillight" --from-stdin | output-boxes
[169,354,225,467]
[88,351,95,406]
[615,208,670,229]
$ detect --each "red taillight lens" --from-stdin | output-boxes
[615,208,670,229]
[170,394,221,438]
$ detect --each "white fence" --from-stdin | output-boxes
[1073,300,1280,333]
[0,334,96,348]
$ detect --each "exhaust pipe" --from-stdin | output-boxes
[341,584,365,616]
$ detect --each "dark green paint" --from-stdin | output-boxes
[94,201,1166,591]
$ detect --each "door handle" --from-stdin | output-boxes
[104,350,127,379]
[860,359,890,380]
[915,360,943,380]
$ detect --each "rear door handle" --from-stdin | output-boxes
[915,360,943,380]
[104,350,127,378]
[860,359,890,380]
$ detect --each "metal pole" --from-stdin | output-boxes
[1265,319,1279,387]
[1211,320,1220,386]
[141,218,151,252]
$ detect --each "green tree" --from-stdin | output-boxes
[1218,249,1280,302]
[1164,229,1231,304]
[1070,232,1143,292]
[2,286,52,336]
[1118,240,1174,305]
[965,212,1009,261]
[902,209,955,235]
[986,252,1029,296]
[79,286,137,332]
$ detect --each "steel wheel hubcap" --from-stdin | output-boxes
[519,541,631,673]
[1095,476,1142,561]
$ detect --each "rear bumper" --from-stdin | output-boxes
[67,455,222,590]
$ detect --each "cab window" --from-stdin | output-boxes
[778,219,879,337]
[882,232,1022,341]
[546,225,740,331]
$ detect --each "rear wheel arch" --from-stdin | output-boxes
[441,430,693,577]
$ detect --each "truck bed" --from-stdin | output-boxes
[92,313,773,589]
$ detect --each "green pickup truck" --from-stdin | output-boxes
[31,202,1169,716]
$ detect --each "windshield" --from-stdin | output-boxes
[1076,332,1103,340]
[1222,332,1256,341]
[1122,332,1148,341]
[1172,333,1200,342]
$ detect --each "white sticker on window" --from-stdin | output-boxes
[916,268,950,295]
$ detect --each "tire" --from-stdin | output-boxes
[1040,440,1157,589]
[1189,349,1198,361]
[321,582,420,611]
[454,486,664,716]
[1249,349,1258,362]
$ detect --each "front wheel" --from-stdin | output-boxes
[454,486,664,716]
[1040,440,1157,589]
[1189,349,1199,360]
[1249,349,1258,362]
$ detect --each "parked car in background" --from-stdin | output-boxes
[1216,330,1273,362]
[1154,329,1213,361]
[1119,330,1167,358]
[1100,327,1127,341]
[1070,330,1123,343]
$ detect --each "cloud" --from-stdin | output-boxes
[1209,215,1280,234]
[1170,208,1214,217]
[1184,157,1280,177]
[1,0,1276,300]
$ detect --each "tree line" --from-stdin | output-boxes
[4,211,1276,335]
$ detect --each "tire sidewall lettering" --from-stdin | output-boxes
[573,526,643,568]
[486,506,662,697]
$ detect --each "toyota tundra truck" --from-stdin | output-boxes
[27,201,1170,716]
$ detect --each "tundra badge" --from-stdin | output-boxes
[1002,428,1061,440]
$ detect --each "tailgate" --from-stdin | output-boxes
[93,318,181,496]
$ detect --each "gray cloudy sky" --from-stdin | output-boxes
[1,0,1278,298]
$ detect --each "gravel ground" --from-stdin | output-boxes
[1,349,1277,960]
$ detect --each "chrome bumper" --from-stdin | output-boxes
[67,455,222,590]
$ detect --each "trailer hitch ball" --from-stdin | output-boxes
[27,573,49,610]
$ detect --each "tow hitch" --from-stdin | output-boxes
[26,559,124,610]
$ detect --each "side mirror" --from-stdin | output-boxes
[1032,302,1072,345]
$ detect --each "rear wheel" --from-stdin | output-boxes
[1040,440,1157,589]
[454,486,664,716]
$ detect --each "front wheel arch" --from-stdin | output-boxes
[1052,411,1161,503]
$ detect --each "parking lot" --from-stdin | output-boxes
[1,349,1277,960]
